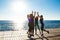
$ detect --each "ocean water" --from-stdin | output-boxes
[0,20,60,31]
[0,20,15,31]
[44,20,60,28]
[23,20,60,30]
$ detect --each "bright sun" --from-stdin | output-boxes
[10,1,27,30]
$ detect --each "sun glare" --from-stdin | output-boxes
[10,1,27,30]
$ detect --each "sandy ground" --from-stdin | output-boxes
[0,28,60,40]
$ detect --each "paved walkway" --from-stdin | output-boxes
[0,28,60,40]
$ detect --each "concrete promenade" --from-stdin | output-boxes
[0,28,60,40]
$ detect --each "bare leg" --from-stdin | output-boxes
[35,25,37,34]
[43,29,49,34]
[37,24,41,34]
[41,30,44,39]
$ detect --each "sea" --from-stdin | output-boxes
[0,20,60,31]
[21,20,60,30]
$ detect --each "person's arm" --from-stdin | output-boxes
[33,11,36,18]
[32,11,33,15]
[37,12,39,17]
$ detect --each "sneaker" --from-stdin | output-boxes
[47,31,49,34]
[41,34,43,36]
[28,35,31,38]
[27,32,28,34]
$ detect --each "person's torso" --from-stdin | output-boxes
[40,18,43,24]
[35,17,38,24]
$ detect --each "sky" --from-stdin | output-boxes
[0,0,60,30]
[0,0,60,29]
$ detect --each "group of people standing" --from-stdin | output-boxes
[27,11,49,38]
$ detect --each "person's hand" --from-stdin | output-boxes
[37,12,39,15]
[37,12,39,16]
[34,11,36,15]
[32,11,33,14]
[34,11,36,14]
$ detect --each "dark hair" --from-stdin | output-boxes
[30,14,33,18]
[40,15,43,17]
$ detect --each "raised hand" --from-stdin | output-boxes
[34,11,36,14]
[32,11,33,14]
[34,11,36,17]
[37,12,39,17]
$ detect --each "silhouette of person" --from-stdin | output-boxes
[34,12,40,34]
[40,15,49,37]
[27,11,35,38]
[27,14,30,34]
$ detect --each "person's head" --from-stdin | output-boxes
[40,15,43,19]
[30,14,33,18]
[27,14,30,18]
[40,15,43,17]
[35,16,38,19]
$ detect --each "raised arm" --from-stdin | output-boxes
[32,11,33,15]
[37,12,39,17]
[34,11,36,17]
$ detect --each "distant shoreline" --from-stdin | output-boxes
[44,20,60,21]
[45,27,60,29]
